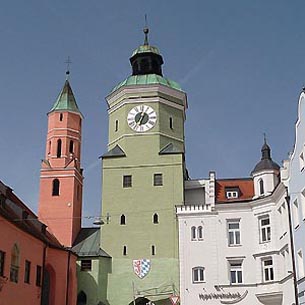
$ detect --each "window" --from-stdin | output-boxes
[152,245,156,256]
[69,140,74,154]
[192,267,205,283]
[10,244,19,283]
[228,220,240,246]
[259,215,271,243]
[115,120,119,132]
[0,250,5,277]
[36,265,42,286]
[153,174,163,186]
[225,187,240,199]
[56,139,62,158]
[226,191,239,199]
[298,250,305,279]
[169,117,173,129]
[300,152,305,171]
[262,258,274,282]
[301,190,305,220]
[259,179,264,195]
[59,113,63,121]
[120,214,126,225]
[123,246,127,256]
[293,199,300,228]
[24,260,31,283]
[191,226,196,240]
[198,226,203,240]
[229,261,242,284]
[153,213,159,224]
[48,141,51,155]
[81,260,92,271]
[123,175,132,188]
[52,179,60,196]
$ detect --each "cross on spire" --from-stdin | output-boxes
[143,14,149,45]
[65,56,72,79]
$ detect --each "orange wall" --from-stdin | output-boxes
[0,216,44,305]
[0,216,77,305]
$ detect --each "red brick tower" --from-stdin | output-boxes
[38,78,83,247]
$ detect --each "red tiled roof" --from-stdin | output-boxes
[216,178,254,203]
[0,180,62,248]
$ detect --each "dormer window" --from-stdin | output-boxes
[225,187,240,199]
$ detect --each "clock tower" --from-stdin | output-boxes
[100,28,187,305]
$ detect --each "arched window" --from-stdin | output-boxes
[59,113,63,121]
[192,267,205,283]
[191,226,196,240]
[69,140,74,154]
[198,226,203,240]
[123,246,127,256]
[52,179,60,196]
[259,179,264,195]
[56,139,62,158]
[153,213,159,224]
[77,291,87,305]
[10,244,20,283]
[120,214,126,225]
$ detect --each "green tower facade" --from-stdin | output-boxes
[100,30,187,305]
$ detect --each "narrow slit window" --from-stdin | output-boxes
[123,246,127,256]
[57,139,62,158]
[59,113,63,121]
[259,179,264,195]
[152,245,156,256]
[115,120,119,132]
[69,140,74,154]
[153,213,159,224]
[169,117,173,129]
[48,141,51,155]
[52,179,60,196]
[120,214,126,225]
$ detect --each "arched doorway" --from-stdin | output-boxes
[77,291,87,305]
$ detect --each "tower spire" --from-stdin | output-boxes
[65,56,72,80]
[143,14,149,45]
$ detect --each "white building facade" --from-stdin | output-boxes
[177,145,296,305]
[285,89,305,305]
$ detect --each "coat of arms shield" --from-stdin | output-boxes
[133,259,151,279]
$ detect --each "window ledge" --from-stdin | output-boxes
[228,244,242,247]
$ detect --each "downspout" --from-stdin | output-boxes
[285,190,299,305]
[40,244,47,305]
[65,250,71,305]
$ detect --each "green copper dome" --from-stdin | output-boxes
[110,74,182,93]
[131,44,161,57]
[49,80,82,114]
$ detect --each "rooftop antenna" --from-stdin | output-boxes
[65,56,72,80]
[143,14,149,45]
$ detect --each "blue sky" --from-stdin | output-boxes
[1,1,304,226]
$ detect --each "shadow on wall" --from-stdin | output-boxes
[76,259,111,305]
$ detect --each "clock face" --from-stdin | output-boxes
[127,105,157,132]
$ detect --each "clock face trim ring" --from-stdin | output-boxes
[127,105,157,132]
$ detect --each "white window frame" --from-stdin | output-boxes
[192,267,205,283]
[226,190,239,199]
[197,226,203,240]
[259,215,271,243]
[262,258,274,282]
[293,199,300,228]
[301,190,305,221]
[227,220,241,246]
[300,151,305,171]
[297,250,305,279]
[229,261,243,284]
